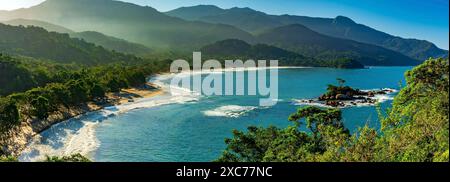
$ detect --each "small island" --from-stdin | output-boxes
[295,78,397,108]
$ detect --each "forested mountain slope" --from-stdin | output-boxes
[167,5,448,60]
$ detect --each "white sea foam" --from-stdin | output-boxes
[360,88,398,93]
[292,88,398,108]
[19,73,200,162]
[19,67,305,161]
[292,100,336,108]
[203,105,258,118]
[19,114,103,162]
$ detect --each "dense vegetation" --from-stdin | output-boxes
[217,58,449,162]
[3,18,74,34]
[45,154,91,162]
[319,79,360,100]
[0,19,170,160]
[0,23,143,65]
[0,153,91,162]
[71,31,153,56]
[0,155,18,162]
[0,54,75,95]
[201,39,364,68]
[324,58,364,69]
[3,19,154,56]
[0,53,168,96]
[0,53,166,136]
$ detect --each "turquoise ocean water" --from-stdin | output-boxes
[19,66,412,162]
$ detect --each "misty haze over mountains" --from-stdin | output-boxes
[0,0,447,66]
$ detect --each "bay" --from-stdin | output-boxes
[19,66,412,162]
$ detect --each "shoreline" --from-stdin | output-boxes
[14,66,301,159]
[0,82,164,157]
[5,66,295,158]
[108,83,164,105]
[3,66,386,158]
[172,66,312,76]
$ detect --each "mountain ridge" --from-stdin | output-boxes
[0,0,255,51]
[257,24,420,66]
[201,39,365,68]
[167,5,448,60]
[0,0,443,65]
[0,23,143,65]
[2,18,153,55]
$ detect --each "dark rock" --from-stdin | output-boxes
[336,94,351,100]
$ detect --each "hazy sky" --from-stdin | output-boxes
[1,0,448,49]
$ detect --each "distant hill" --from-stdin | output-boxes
[3,18,74,34]
[165,5,225,21]
[0,23,142,65]
[71,31,152,55]
[166,5,448,60]
[257,24,420,66]
[201,39,364,68]
[168,7,282,34]
[0,0,255,51]
[2,19,152,55]
[0,0,439,65]
[277,15,449,61]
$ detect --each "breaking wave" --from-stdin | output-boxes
[203,105,258,118]
[19,73,200,162]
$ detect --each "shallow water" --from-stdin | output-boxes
[19,66,411,162]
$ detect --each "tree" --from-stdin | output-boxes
[216,126,282,162]
[0,155,18,162]
[123,69,146,87]
[90,84,106,99]
[376,58,449,162]
[337,78,346,87]
[46,83,70,107]
[0,98,20,132]
[218,107,349,162]
[218,58,449,162]
[30,96,50,120]
[45,153,91,162]
[66,80,88,105]
[106,77,122,92]
[288,106,348,137]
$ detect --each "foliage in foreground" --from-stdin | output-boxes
[45,154,92,162]
[0,155,18,162]
[1,154,91,162]
[217,58,449,162]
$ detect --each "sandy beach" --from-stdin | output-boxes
[106,83,164,105]
[0,81,164,157]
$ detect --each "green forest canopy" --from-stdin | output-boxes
[217,58,449,162]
